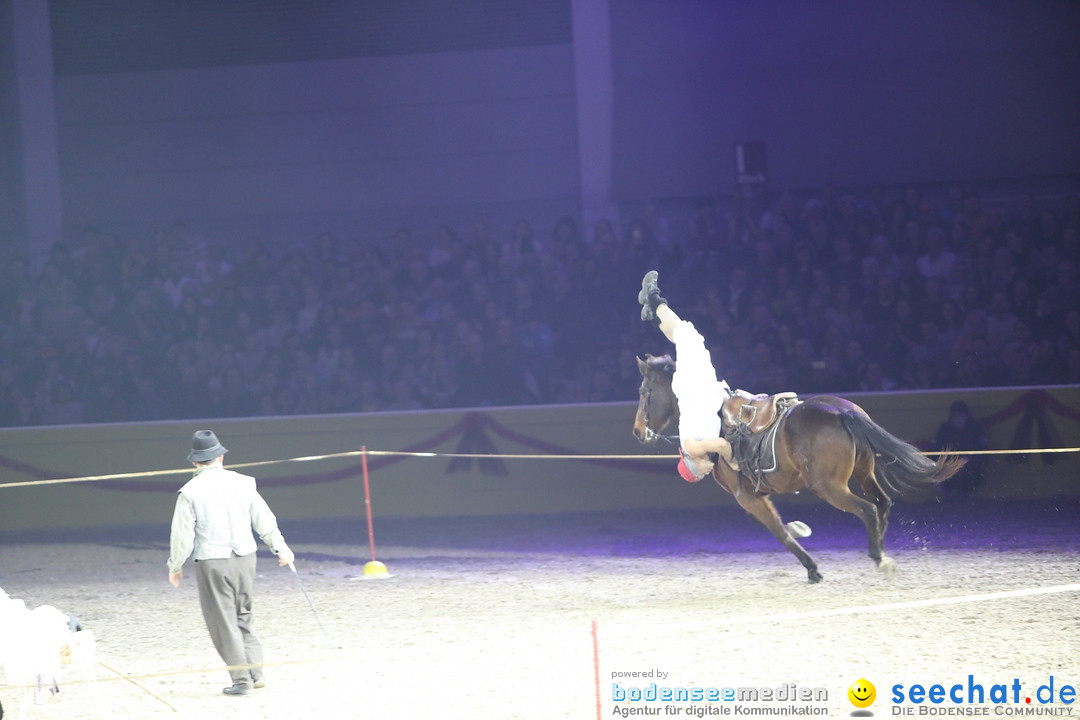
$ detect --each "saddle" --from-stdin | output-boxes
[721,390,799,435]
[721,389,800,495]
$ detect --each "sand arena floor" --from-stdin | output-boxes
[1,498,1077,720]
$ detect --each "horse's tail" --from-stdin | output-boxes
[839,410,966,494]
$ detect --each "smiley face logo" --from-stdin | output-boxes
[848,678,876,708]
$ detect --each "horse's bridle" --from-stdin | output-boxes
[641,376,679,445]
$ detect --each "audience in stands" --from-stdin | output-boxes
[0,185,1077,427]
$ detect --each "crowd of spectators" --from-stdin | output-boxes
[0,182,1078,428]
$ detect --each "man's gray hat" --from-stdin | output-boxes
[187,430,228,462]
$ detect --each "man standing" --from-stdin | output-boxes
[931,400,989,501]
[167,430,295,696]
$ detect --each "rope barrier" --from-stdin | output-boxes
[98,660,178,712]
[921,447,1078,456]
[0,446,1076,490]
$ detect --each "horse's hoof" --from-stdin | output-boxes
[807,569,823,584]
[877,556,896,579]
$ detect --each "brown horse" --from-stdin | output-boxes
[633,354,964,583]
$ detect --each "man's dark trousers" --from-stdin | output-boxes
[195,553,264,687]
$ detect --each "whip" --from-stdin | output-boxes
[287,562,340,650]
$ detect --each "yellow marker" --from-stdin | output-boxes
[848,679,876,708]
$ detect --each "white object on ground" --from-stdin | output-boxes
[786,521,812,539]
[0,585,77,709]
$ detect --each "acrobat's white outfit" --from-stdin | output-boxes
[670,320,731,448]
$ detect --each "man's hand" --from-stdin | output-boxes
[278,548,295,567]
[169,570,183,588]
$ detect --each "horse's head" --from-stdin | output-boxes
[632,354,679,445]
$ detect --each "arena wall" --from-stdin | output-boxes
[53,42,580,243]
[23,1,1079,243]
[0,387,1076,536]
[610,1,1080,199]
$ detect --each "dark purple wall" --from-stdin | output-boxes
[53,47,580,242]
[610,0,1080,200]
[0,0,24,245]
[49,0,572,73]
[11,1,1080,243]
[49,1,579,241]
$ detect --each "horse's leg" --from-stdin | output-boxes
[733,490,823,584]
[851,452,895,577]
[852,451,891,530]
[811,473,894,577]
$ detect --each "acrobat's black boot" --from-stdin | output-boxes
[638,271,667,323]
